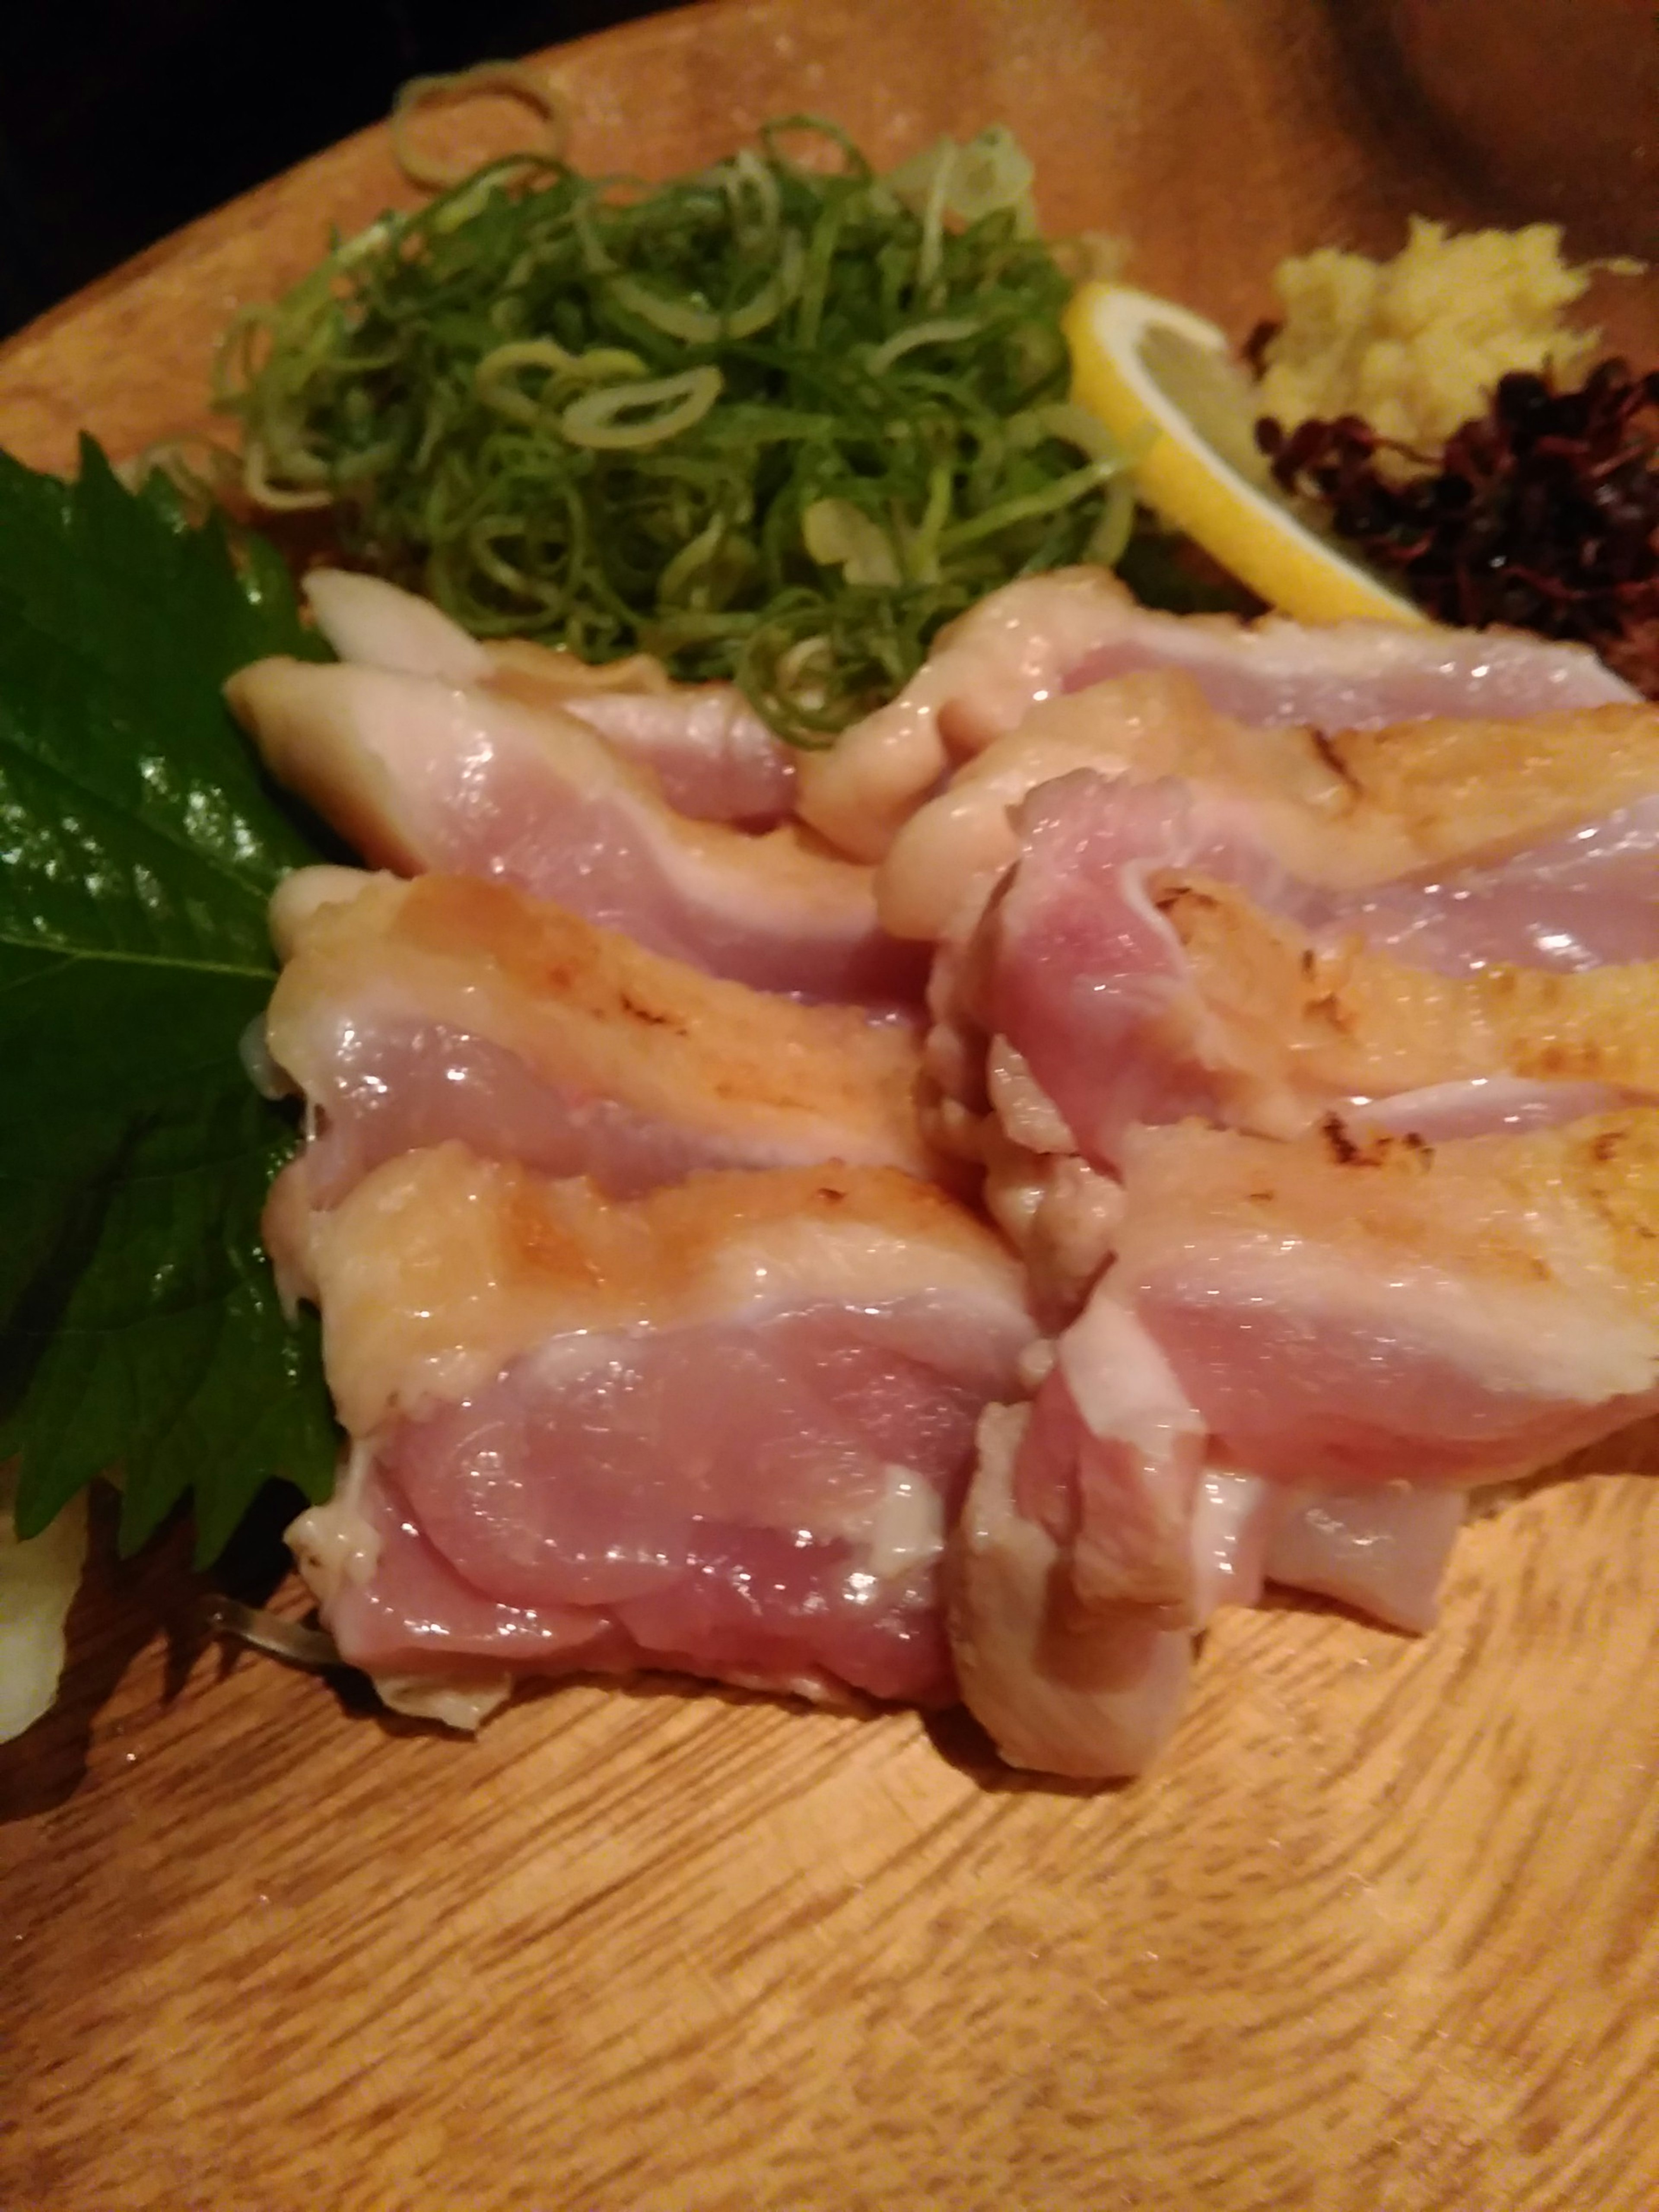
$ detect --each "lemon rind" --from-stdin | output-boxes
[1065,281,1427,628]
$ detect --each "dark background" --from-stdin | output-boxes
[0,2,671,340]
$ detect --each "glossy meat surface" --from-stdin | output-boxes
[284,1152,1033,1711]
[1327,798,1659,975]
[302,567,494,683]
[934,765,1659,1204]
[1160,880,1659,1134]
[483,638,796,827]
[303,568,796,824]
[254,570,1659,1780]
[1112,1114,1659,1487]
[265,868,936,1206]
[952,1110,1659,1776]
[227,657,922,1005]
[880,671,1659,945]
[979,793,1659,1165]
[800,564,1634,862]
[948,1402,1194,1780]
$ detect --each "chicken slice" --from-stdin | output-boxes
[947,1402,1194,1781]
[799,565,1634,862]
[482,639,796,827]
[940,764,1659,1190]
[1040,731,1659,975]
[1160,880,1659,1137]
[303,569,796,825]
[877,668,1335,941]
[916,770,1336,1275]
[1259,1484,1467,1633]
[952,1109,1659,1777]
[1175,1468,1466,1635]
[1115,1112,1659,1485]
[281,1151,1034,1716]
[986,836,1659,1169]
[301,568,495,684]
[262,867,938,1211]
[880,670,1659,945]
[1320,797,1659,976]
[226,657,922,1006]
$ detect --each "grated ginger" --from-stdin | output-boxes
[1255,217,1602,474]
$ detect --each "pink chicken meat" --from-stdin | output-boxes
[798,566,1635,862]
[278,1152,1033,1721]
[226,656,922,1006]
[236,564,1659,1783]
[302,567,797,826]
[924,730,1659,1312]
[971,772,1659,1170]
[262,866,939,1214]
[954,1110,1659,1778]
[879,671,1659,946]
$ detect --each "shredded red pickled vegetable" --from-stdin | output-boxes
[1255,362,1659,697]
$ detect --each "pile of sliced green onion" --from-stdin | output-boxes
[218,115,1132,738]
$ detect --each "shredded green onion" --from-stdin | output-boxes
[218,113,1130,738]
[561,366,725,450]
[390,62,568,191]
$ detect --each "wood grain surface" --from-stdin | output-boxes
[4,6,1659,2208]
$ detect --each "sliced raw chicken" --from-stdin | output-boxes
[948,1402,1195,1781]
[226,657,922,1006]
[280,1151,1033,1715]
[483,639,796,827]
[263,867,938,1210]
[302,568,495,684]
[953,1109,1659,1776]
[879,670,1659,944]
[799,565,1635,861]
[985,840,1659,1169]
[877,668,1329,941]
[1113,1111,1659,1489]
[303,569,795,824]
[1156,878,1659,1139]
[1033,732,1659,972]
[943,763,1659,1172]
[1257,1483,1467,1632]
[1318,797,1659,977]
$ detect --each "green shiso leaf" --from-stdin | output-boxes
[0,439,337,1562]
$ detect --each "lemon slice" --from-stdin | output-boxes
[1065,280,1426,626]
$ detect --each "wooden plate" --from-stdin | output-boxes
[4,6,1658,2207]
